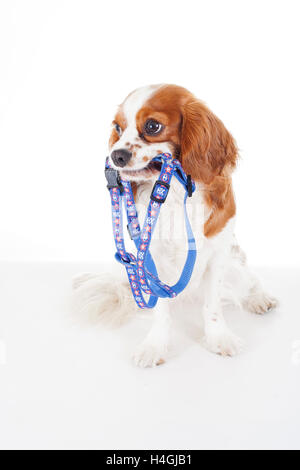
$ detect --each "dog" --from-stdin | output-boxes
[72,84,277,367]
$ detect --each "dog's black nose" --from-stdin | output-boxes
[111,149,132,168]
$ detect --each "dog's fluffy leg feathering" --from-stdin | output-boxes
[71,272,137,327]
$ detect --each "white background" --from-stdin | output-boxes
[1,0,299,265]
[1,0,300,451]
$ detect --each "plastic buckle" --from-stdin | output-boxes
[105,167,124,193]
[150,180,170,203]
[186,175,193,197]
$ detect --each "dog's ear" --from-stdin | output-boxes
[180,99,238,185]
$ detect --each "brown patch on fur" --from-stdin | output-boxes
[203,178,236,237]
[109,108,127,149]
[139,85,238,237]
[131,182,138,199]
[109,128,119,148]
[136,85,189,146]
[142,156,149,162]
[114,109,127,128]
[179,95,238,237]
[180,99,237,183]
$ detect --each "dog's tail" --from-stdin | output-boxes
[71,272,138,327]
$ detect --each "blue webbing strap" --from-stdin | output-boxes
[105,153,197,309]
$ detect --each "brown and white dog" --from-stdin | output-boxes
[73,84,277,367]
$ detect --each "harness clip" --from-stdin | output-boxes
[186,175,193,197]
[105,167,124,193]
[150,180,170,204]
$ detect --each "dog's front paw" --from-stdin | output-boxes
[203,325,244,357]
[244,292,278,315]
[132,341,167,368]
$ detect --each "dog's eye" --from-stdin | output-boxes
[114,123,122,136]
[144,119,163,136]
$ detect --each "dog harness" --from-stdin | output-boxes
[105,153,197,309]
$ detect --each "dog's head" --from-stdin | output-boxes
[108,84,238,184]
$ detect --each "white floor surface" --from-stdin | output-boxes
[0,262,299,450]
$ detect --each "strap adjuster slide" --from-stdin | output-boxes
[150,180,170,203]
[127,221,140,240]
